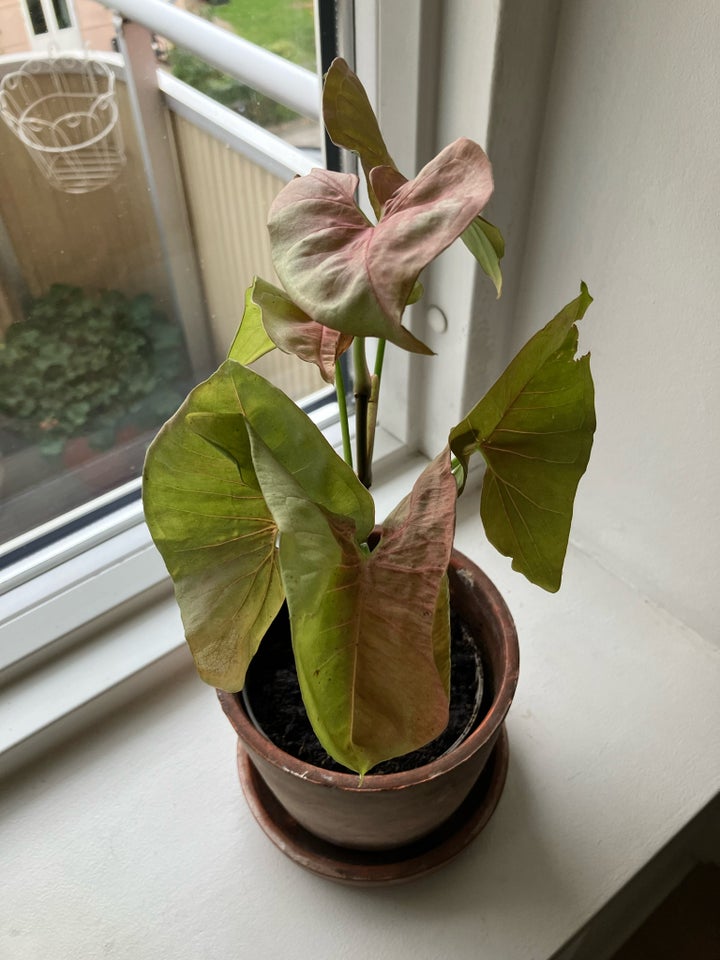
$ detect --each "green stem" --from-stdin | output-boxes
[373,338,386,383]
[366,339,386,468]
[335,359,353,469]
[353,337,372,488]
[451,455,467,493]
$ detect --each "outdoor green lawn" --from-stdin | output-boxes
[210,0,316,69]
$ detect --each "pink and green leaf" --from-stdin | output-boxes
[268,138,493,355]
[450,283,595,592]
[250,277,352,383]
[250,442,457,775]
[321,57,504,294]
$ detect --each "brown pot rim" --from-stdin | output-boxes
[217,547,519,792]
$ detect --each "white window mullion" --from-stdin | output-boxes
[359,0,502,458]
[39,0,58,33]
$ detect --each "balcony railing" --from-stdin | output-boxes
[97,0,321,121]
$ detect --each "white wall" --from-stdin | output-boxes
[512,0,720,641]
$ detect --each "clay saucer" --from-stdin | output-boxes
[237,725,509,885]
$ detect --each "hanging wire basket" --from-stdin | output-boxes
[0,55,126,195]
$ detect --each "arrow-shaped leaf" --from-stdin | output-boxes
[142,370,283,691]
[322,56,400,218]
[250,441,457,775]
[322,56,503,303]
[268,138,493,355]
[450,283,595,592]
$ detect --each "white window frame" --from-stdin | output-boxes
[359,0,499,458]
[20,0,82,51]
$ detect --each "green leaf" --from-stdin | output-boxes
[188,362,375,543]
[250,277,353,383]
[142,367,283,691]
[227,281,276,365]
[268,139,493,355]
[462,216,505,296]
[450,283,595,592]
[322,57,401,219]
[249,443,456,775]
[406,279,424,306]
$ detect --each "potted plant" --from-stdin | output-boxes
[0,283,189,461]
[142,59,595,882]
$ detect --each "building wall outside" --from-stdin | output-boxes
[0,0,115,56]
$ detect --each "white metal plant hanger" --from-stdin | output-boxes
[0,52,126,194]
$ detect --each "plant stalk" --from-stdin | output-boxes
[353,337,373,487]
[366,339,386,467]
[335,359,353,469]
[373,338,387,382]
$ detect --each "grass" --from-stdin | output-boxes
[208,0,316,69]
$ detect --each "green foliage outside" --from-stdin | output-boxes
[0,285,190,457]
[167,0,316,129]
[212,0,316,69]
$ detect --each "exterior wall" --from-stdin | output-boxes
[0,0,29,54]
[0,0,115,56]
[75,0,116,52]
[510,0,720,641]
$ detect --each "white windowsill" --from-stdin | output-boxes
[1,447,718,959]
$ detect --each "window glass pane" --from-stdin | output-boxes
[26,0,49,36]
[0,16,324,554]
[51,0,72,31]
[0,285,194,546]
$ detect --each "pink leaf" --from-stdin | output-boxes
[268,446,459,773]
[268,138,494,354]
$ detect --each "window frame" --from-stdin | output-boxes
[358,0,510,460]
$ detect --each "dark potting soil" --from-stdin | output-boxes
[243,606,491,776]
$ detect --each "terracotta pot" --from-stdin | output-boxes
[218,547,519,873]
